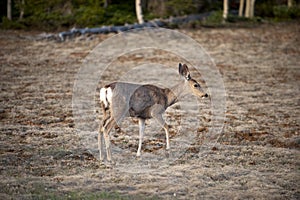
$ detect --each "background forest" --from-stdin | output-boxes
[1,0,300,31]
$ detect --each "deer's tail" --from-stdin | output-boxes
[100,87,113,109]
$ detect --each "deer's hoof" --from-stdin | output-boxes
[99,155,104,161]
[165,150,170,158]
[105,160,116,167]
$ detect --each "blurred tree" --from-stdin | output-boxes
[7,0,12,20]
[240,0,255,18]
[3,0,299,30]
[146,0,167,17]
[136,0,144,23]
[104,0,113,8]
[166,0,198,16]
[239,0,244,16]
[223,0,228,20]
[250,0,255,17]
[146,0,205,18]
[15,0,25,19]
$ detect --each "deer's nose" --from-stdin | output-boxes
[201,93,208,99]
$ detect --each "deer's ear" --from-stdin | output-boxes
[179,63,191,80]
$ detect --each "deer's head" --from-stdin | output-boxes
[179,63,208,99]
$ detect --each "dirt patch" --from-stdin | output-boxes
[0,23,299,199]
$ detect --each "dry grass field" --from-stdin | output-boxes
[0,22,299,199]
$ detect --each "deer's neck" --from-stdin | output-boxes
[165,80,188,107]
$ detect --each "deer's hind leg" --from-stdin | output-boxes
[100,102,110,131]
[99,102,111,161]
[154,114,170,150]
[98,125,104,161]
[102,117,117,162]
[101,101,121,133]
[99,102,108,162]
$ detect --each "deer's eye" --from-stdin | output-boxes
[194,84,199,88]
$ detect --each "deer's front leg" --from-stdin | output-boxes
[156,115,170,150]
[137,118,145,157]
[151,105,170,150]
[163,123,170,150]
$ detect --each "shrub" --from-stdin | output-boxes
[273,5,300,20]
[1,17,25,29]
[255,2,275,18]
[74,6,105,27]
[104,4,136,25]
[166,0,197,16]
[203,10,223,25]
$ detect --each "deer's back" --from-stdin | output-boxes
[107,82,168,119]
[129,84,168,119]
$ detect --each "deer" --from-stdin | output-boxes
[98,63,208,163]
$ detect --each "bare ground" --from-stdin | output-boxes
[0,22,299,199]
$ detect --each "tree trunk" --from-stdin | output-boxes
[288,0,293,8]
[19,0,25,20]
[245,0,255,18]
[239,0,244,17]
[245,0,250,18]
[136,0,144,24]
[104,0,108,8]
[250,0,255,18]
[7,0,12,20]
[223,0,228,21]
